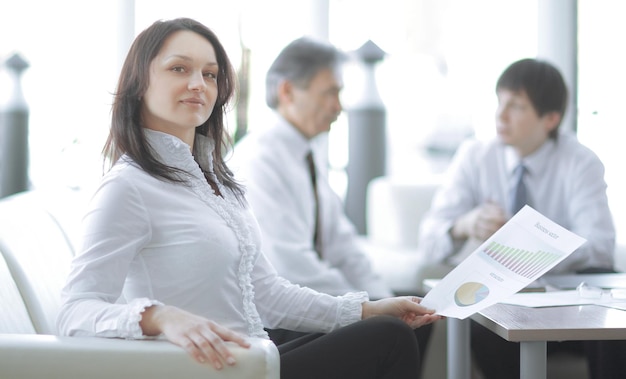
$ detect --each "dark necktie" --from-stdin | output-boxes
[306,151,322,258]
[510,163,528,215]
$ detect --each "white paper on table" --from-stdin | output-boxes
[600,302,626,311]
[500,290,594,307]
[420,205,587,319]
[501,289,626,310]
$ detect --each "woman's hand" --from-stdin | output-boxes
[361,296,443,328]
[140,305,251,369]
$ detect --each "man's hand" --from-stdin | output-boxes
[451,203,507,241]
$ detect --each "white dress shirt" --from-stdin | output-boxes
[56,129,367,340]
[229,114,393,299]
[417,132,615,273]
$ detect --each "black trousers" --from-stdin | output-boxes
[274,316,424,379]
[268,320,433,373]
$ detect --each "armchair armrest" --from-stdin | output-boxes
[0,334,279,379]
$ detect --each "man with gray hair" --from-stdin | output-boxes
[230,37,432,360]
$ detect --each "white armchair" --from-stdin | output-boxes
[0,188,280,379]
[0,334,278,379]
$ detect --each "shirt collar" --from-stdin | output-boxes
[273,113,316,161]
[504,138,556,178]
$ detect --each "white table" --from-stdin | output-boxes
[427,273,626,379]
[469,303,626,379]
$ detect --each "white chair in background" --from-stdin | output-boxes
[360,175,443,295]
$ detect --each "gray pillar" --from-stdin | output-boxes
[345,40,387,235]
[0,53,30,198]
[538,0,577,133]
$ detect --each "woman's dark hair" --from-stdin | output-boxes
[496,58,568,140]
[103,17,244,201]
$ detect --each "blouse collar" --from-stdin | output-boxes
[143,128,215,176]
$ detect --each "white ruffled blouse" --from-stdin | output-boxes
[57,129,367,340]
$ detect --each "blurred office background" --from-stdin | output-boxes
[1,0,625,242]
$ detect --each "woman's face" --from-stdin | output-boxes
[141,30,219,146]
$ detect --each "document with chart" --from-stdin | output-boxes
[420,205,586,319]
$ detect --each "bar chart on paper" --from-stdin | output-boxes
[420,206,586,319]
[481,240,561,279]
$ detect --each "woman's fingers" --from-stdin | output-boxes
[214,323,251,349]
[192,331,231,369]
[174,329,233,369]
[195,324,250,369]
[155,307,251,369]
[173,334,214,366]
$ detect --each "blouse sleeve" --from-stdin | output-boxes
[56,171,160,338]
[250,248,369,333]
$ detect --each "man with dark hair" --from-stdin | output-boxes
[418,58,614,275]
[417,58,624,378]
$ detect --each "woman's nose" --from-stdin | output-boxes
[188,71,207,91]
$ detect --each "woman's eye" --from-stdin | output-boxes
[172,66,185,73]
[204,72,217,80]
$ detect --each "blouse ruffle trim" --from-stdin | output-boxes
[120,298,164,339]
[337,291,369,327]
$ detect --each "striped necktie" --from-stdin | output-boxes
[306,151,322,258]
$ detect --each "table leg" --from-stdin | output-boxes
[447,318,470,379]
[520,341,546,379]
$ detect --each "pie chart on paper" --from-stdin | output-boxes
[454,282,490,307]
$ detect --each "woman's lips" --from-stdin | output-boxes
[181,97,205,106]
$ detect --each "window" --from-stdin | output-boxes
[4,1,621,245]
[577,0,626,244]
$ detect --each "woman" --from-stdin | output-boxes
[56,18,441,378]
